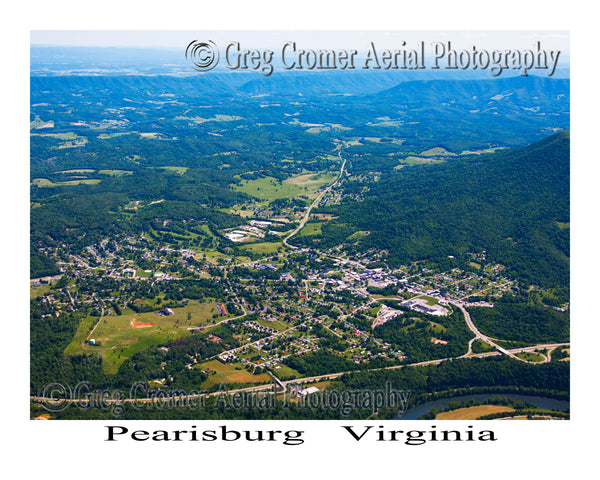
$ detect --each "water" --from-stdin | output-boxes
[397,393,569,419]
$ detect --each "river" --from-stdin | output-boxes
[397,393,569,419]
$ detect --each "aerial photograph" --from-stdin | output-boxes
[29,30,570,422]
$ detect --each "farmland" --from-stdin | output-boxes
[435,405,516,420]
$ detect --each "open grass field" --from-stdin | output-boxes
[30,283,52,299]
[228,205,259,218]
[64,301,229,374]
[420,147,456,157]
[31,132,88,149]
[233,176,299,201]
[459,146,506,155]
[31,132,81,140]
[306,125,347,134]
[98,169,133,176]
[428,321,447,334]
[31,178,55,187]
[299,222,323,236]
[516,352,546,362]
[196,359,272,389]
[256,318,291,332]
[233,172,336,202]
[56,169,96,174]
[199,250,229,264]
[32,178,101,187]
[175,115,243,124]
[413,295,439,306]
[284,172,336,189]
[400,156,446,166]
[435,405,515,420]
[30,116,54,129]
[347,230,370,241]
[311,213,338,221]
[471,338,496,353]
[239,241,283,255]
[271,364,302,380]
[153,166,189,175]
[98,132,130,139]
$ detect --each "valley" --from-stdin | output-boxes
[30,66,570,420]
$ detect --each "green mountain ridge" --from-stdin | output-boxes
[314,130,570,288]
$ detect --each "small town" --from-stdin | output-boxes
[31,217,534,387]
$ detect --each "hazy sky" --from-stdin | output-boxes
[31,30,569,54]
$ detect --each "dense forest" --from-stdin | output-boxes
[468,301,569,344]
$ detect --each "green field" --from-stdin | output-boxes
[64,301,228,373]
[32,178,101,187]
[233,176,300,201]
[30,115,54,129]
[98,169,133,176]
[200,250,229,264]
[196,359,272,389]
[57,169,96,174]
[428,321,447,334]
[31,178,55,187]
[471,338,496,353]
[459,146,506,155]
[31,131,81,140]
[271,364,302,380]
[31,131,88,149]
[153,166,189,175]
[516,351,546,363]
[299,222,323,236]
[233,172,336,202]
[98,132,130,139]
[239,241,284,255]
[346,230,370,241]
[30,283,52,299]
[397,156,446,166]
[413,295,439,306]
[420,147,456,157]
[175,115,243,124]
[256,318,290,332]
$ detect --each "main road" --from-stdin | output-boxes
[30,341,569,409]
[283,151,347,249]
[451,300,543,362]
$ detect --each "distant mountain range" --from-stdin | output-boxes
[373,76,569,114]
[31,70,570,103]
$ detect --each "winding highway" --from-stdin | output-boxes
[283,150,347,249]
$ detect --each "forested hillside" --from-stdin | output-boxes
[313,130,569,288]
